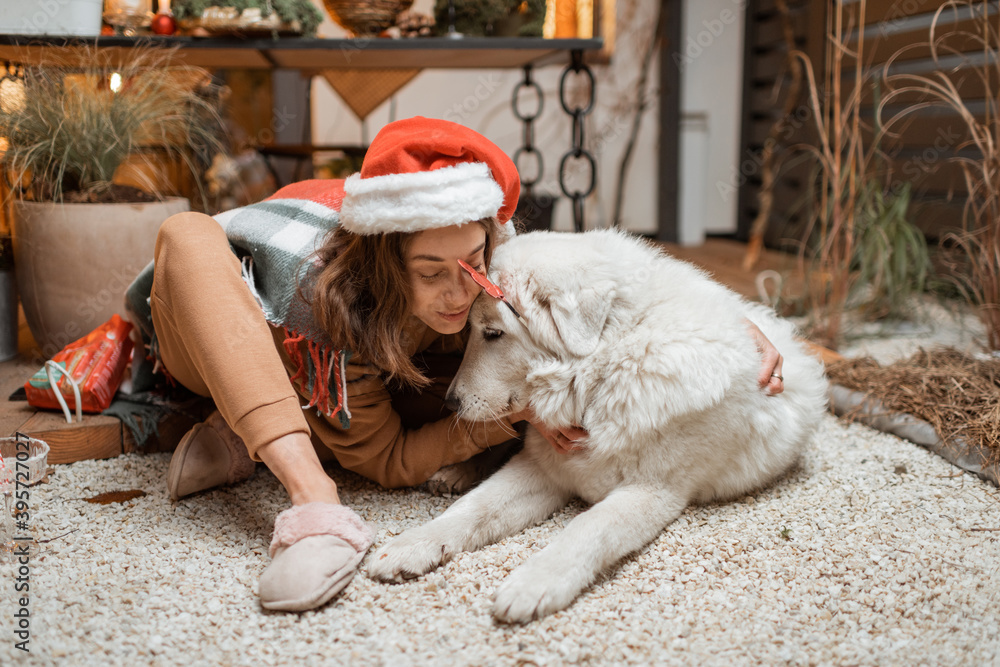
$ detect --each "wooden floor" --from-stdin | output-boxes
[658,237,806,302]
[0,238,807,465]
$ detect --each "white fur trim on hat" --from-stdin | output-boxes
[339,162,504,235]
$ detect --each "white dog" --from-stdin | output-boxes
[368,229,828,622]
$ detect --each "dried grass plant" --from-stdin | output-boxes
[0,45,225,204]
[828,347,1000,467]
[787,0,931,347]
[789,0,873,348]
[880,0,1000,350]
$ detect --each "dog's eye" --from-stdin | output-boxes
[482,328,504,341]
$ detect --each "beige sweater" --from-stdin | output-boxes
[272,319,518,488]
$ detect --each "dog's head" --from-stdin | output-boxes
[445,232,617,425]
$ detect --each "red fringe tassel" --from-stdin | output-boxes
[282,327,345,419]
[333,350,345,419]
[283,328,307,388]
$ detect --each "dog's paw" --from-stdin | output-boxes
[492,565,581,623]
[422,462,480,497]
[366,528,455,583]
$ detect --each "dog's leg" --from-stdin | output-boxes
[367,452,571,583]
[493,485,685,623]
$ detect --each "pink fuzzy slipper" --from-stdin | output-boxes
[259,503,375,612]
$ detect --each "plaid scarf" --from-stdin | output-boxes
[127,180,353,427]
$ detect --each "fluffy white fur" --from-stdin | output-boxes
[367,229,829,623]
[340,161,504,234]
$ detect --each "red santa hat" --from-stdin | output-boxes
[339,117,520,237]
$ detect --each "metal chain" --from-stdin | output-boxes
[511,64,544,197]
[558,50,596,233]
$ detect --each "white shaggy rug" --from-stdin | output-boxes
[2,301,999,666]
[2,415,999,666]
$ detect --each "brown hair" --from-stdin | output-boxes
[309,218,498,388]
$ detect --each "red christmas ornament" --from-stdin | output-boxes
[151,13,177,35]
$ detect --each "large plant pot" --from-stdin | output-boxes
[12,198,189,359]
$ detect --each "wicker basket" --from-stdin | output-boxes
[0,437,49,493]
[323,0,413,36]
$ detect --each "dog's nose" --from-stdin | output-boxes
[444,390,461,413]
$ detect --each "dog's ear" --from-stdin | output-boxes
[546,283,617,357]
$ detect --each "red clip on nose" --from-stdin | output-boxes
[458,260,523,320]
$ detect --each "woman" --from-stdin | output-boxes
[138,117,784,613]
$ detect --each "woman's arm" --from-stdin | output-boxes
[310,376,518,488]
[293,319,787,476]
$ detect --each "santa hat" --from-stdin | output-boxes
[339,117,520,237]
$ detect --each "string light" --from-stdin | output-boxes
[0,76,25,113]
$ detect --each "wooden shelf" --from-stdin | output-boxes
[0,35,604,71]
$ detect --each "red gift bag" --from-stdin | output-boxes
[25,314,134,417]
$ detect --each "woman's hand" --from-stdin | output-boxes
[509,407,588,454]
[745,319,784,395]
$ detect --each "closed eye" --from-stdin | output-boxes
[483,328,504,341]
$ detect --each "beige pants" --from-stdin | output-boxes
[149,212,310,461]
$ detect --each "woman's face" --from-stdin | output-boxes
[405,223,487,334]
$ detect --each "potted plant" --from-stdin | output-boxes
[171,0,323,35]
[0,46,225,358]
[431,0,544,36]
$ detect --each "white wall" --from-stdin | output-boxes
[678,0,746,240]
[309,0,662,234]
